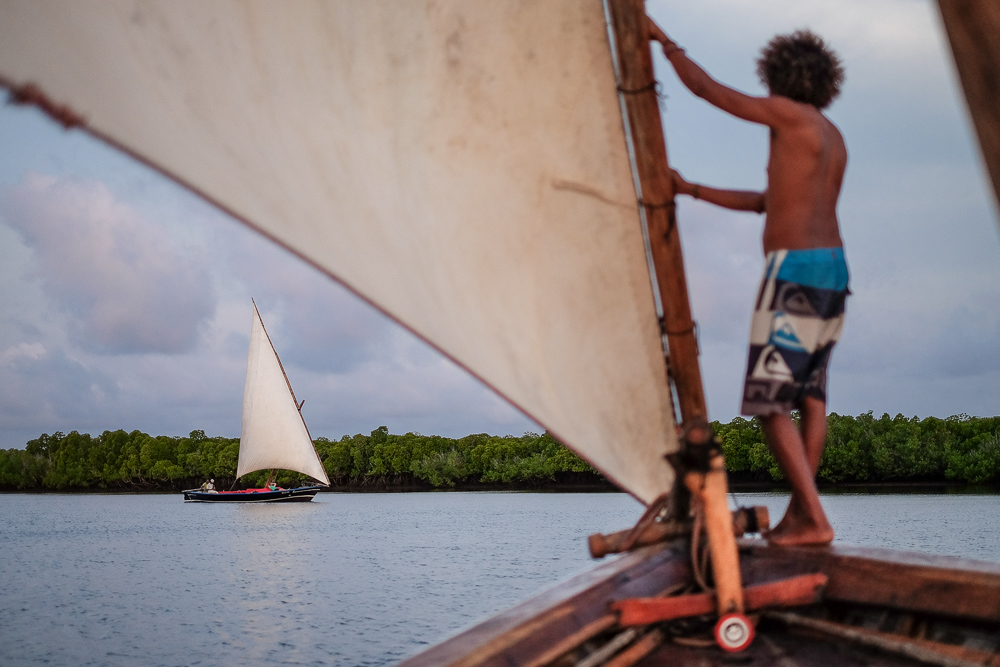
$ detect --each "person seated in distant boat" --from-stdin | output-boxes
[199,480,208,492]
[206,478,216,493]
[648,19,847,547]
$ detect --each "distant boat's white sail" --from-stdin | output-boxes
[0,0,678,503]
[237,302,329,485]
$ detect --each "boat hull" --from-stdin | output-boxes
[398,539,1000,667]
[182,486,323,503]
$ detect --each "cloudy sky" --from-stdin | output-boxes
[1,0,998,450]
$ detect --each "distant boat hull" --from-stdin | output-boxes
[182,486,323,503]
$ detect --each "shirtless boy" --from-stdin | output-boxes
[648,20,849,546]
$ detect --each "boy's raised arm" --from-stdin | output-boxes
[646,16,799,129]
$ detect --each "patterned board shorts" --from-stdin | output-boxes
[741,247,849,416]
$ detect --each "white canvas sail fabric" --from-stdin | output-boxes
[238,303,329,485]
[0,0,678,503]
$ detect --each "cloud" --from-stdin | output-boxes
[204,227,536,438]
[0,342,120,439]
[0,173,215,354]
[293,326,536,439]
[0,342,46,364]
[196,214,396,375]
[649,0,944,72]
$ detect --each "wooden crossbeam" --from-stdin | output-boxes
[612,573,828,627]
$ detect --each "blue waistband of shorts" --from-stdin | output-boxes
[767,247,849,291]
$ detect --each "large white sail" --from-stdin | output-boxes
[238,303,329,485]
[0,0,678,503]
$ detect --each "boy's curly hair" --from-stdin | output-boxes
[756,30,844,109]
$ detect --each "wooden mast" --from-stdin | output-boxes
[605,0,705,427]
[936,0,1000,222]
[606,0,745,621]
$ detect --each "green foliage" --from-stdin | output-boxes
[1,429,241,491]
[715,412,1000,485]
[2,414,998,491]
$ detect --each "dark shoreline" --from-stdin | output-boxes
[2,478,996,495]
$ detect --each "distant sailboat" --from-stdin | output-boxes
[183,301,330,503]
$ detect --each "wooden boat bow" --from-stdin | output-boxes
[398,540,1000,667]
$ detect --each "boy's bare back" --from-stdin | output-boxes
[648,18,847,254]
[762,100,846,253]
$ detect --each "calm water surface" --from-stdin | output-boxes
[1,491,997,666]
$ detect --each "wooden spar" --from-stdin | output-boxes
[606,0,744,620]
[588,505,769,559]
[936,0,1000,219]
[612,573,828,626]
[605,0,705,426]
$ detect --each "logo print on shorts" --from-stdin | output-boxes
[752,345,794,381]
[768,313,805,352]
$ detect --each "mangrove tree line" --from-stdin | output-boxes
[0,412,998,492]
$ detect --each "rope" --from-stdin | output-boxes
[689,496,713,592]
[664,322,696,337]
[617,80,668,106]
[638,199,677,239]
[617,80,657,95]
[638,199,675,211]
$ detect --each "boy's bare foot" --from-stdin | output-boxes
[764,509,834,546]
[764,522,834,546]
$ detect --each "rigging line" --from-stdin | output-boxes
[662,321,700,359]
[616,79,669,106]
[690,498,712,592]
[603,0,666,328]
[638,199,675,210]
[663,322,695,336]
[638,198,678,239]
[617,80,656,94]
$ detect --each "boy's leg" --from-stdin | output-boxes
[799,395,828,475]
[760,411,833,546]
